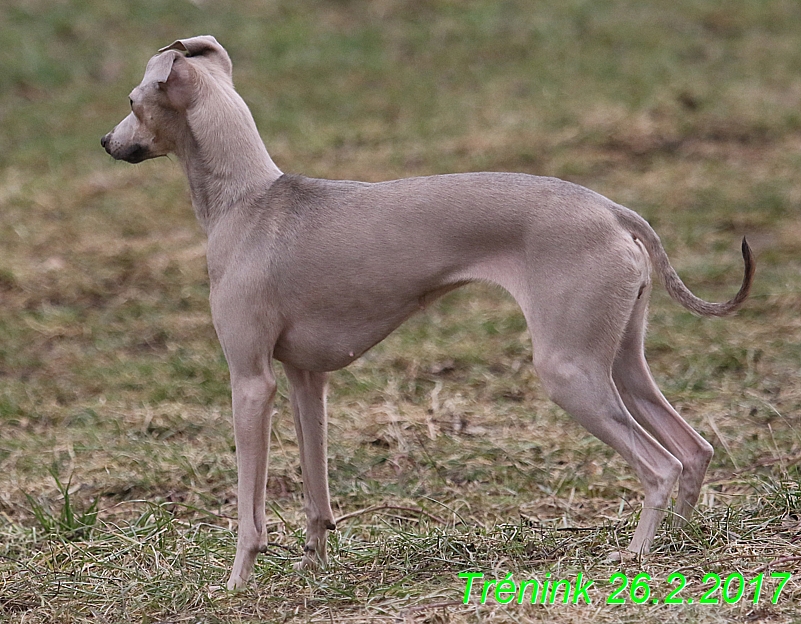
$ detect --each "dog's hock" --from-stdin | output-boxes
[158,35,233,78]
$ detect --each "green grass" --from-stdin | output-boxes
[2,0,801,622]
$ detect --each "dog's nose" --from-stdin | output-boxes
[101,134,108,149]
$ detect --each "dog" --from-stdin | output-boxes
[102,36,754,590]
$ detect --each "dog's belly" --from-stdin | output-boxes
[272,284,461,371]
[274,324,399,371]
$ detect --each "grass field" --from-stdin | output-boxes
[2,0,801,621]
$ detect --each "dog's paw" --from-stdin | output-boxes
[292,541,328,572]
[293,554,321,572]
[226,575,247,591]
[605,549,638,564]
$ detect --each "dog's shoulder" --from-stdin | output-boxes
[265,174,368,216]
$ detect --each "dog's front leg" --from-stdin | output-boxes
[283,363,336,570]
[227,370,277,590]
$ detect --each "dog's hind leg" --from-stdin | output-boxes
[283,363,336,570]
[612,285,714,526]
[535,352,682,554]
[520,267,682,555]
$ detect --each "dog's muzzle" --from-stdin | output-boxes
[101,134,149,163]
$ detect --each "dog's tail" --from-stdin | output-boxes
[611,204,755,317]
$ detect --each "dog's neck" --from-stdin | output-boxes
[177,82,282,233]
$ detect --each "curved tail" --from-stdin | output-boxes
[611,205,755,316]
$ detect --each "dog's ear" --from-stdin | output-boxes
[143,49,182,85]
[143,50,195,111]
[158,35,233,78]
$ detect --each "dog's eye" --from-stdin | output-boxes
[129,97,134,109]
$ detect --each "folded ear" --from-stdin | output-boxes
[143,49,195,111]
[143,49,182,85]
[158,35,233,78]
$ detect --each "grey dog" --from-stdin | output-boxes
[102,36,754,589]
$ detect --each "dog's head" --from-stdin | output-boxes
[101,36,232,163]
